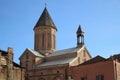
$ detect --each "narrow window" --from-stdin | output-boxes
[53,35,55,49]
[81,77,87,80]
[96,75,104,80]
[35,33,37,49]
[48,33,51,48]
[42,33,45,49]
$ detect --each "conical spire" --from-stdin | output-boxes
[76,25,84,36]
[34,7,57,30]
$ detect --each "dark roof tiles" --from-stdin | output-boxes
[34,7,57,30]
[109,54,120,62]
[76,25,84,35]
[80,55,107,66]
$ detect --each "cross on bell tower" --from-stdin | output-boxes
[76,25,84,47]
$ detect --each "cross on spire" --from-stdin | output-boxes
[45,3,47,7]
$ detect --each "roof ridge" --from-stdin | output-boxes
[79,55,107,66]
[54,47,77,52]
[27,48,44,57]
[47,47,82,57]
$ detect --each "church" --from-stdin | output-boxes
[19,7,91,80]
[19,7,120,80]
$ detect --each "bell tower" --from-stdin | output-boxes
[33,7,57,56]
[76,25,84,47]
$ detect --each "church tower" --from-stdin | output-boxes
[76,25,84,47]
[33,7,57,56]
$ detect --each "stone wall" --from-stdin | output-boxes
[0,48,25,80]
[28,66,69,80]
[13,68,25,80]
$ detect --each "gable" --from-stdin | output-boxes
[77,46,92,58]
[57,46,92,67]
[19,48,44,60]
[19,48,34,60]
[68,46,92,66]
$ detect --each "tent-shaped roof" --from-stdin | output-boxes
[34,7,57,30]
[76,25,84,35]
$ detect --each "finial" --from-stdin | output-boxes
[79,24,81,27]
[45,3,47,8]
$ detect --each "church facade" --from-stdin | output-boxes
[19,7,91,80]
[19,7,120,80]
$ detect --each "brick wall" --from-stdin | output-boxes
[72,60,115,80]
[0,48,24,80]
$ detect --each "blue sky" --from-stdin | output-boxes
[0,0,120,63]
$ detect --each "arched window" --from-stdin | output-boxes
[53,35,55,49]
[48,33,51,49]
[35,33,38,49]
[42,33,45,49]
